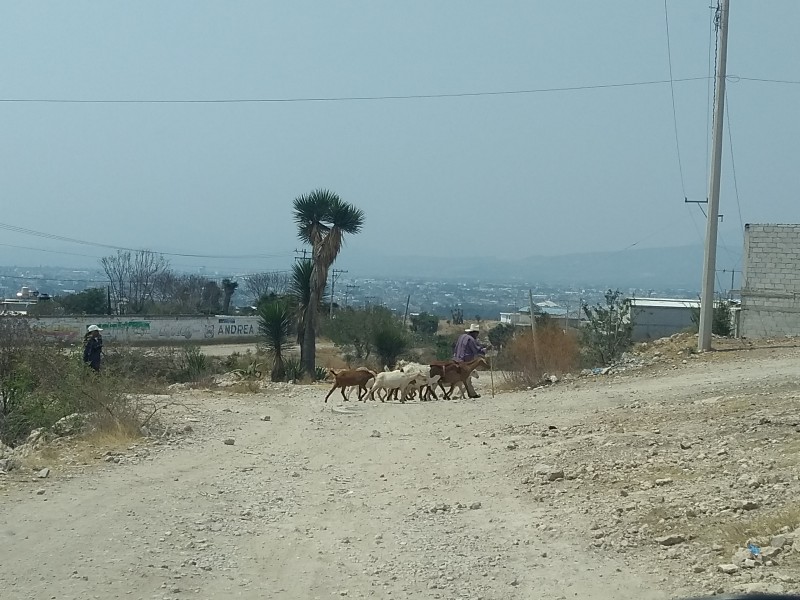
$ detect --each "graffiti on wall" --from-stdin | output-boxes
[24,316,260,343]
[96,321,151,339]
[216,317,256,337]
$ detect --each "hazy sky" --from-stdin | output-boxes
[1,1,798,275]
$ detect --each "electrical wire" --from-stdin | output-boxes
[707,2,721,187]
[0,75,788,105]
[663,0,687,199]
[0,221,290,260]
[724,89,745,269]
[0,274,106,284]
[0,242,103,259]
[0,77,711,104]
[735,76,800,85]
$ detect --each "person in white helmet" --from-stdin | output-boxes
[83,324,104,371]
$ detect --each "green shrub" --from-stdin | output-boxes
[488,323,516,350]
[183,346,208,381]
[690,300,734,337]
[283,357,304,382]
[374,325,409,369]
[409,312,439,335]
[580,289,633,366]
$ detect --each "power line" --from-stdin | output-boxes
[735,76,800,85]
[0,76,787,106]
[0,77,712,104]
[0,274,106,284]
[0,221,290,260]
[724,89,745,269]
[705,5,716,188]
[663,0,687,198]
[0,242,102,259]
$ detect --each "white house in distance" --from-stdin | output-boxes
[0,286,45,315]
[499,302,583,329]
[627,297,700,341]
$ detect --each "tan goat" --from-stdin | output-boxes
[429,357,489,399]
[324,368,377,403]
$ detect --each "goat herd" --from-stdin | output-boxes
[323,357,490,403]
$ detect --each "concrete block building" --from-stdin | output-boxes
[739,224,800,338]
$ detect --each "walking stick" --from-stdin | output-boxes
[489,355,495,398]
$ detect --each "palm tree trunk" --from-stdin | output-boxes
[302,268,320,376]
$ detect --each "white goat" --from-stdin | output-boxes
[366,370,419,403]
[398,362,442,401]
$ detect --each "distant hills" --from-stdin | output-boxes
[344,244,741,290]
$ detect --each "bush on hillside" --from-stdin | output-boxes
[499,322,580,388]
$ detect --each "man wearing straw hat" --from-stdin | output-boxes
[452,323,488,398]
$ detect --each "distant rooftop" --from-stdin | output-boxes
[628,297,700,309]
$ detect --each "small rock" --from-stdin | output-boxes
[36,488,46,495]
[223,438,235,445]
[718,564,739,574]
[370,430,381,438]
[655,478,673,486]
[680,441,693,450]
[656,534,685,546]
[261,416,271,422]
[36,468,51,479]
[470,502,482,510]
[743,559,756,569]
[739,500,759,511]
[770,535,788,549]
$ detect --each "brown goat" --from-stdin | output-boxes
[324,368,377,403]
[429,357,489,399]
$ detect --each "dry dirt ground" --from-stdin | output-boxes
[2,340,800,600]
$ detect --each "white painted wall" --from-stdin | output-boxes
[25,315,261,344]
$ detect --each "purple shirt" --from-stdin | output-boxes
[452,333,486,362]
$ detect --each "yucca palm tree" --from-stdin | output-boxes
[258,300,294,382]
[221,278,238,314]
[293,189,364,374]
[289,259,314,345]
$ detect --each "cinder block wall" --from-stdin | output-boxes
[740,224,800,338]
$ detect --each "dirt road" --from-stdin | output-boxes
[2,346,799,599]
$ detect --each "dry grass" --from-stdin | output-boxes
[316,343,349,370]
[224,381,263,394]
[700,503,800,549]
[501,325,580,388]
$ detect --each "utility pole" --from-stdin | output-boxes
[402,294,411,326]
[293,248,310,263]
[344,284,358,309]
[698,0,730,352]
[329,269,347,317]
